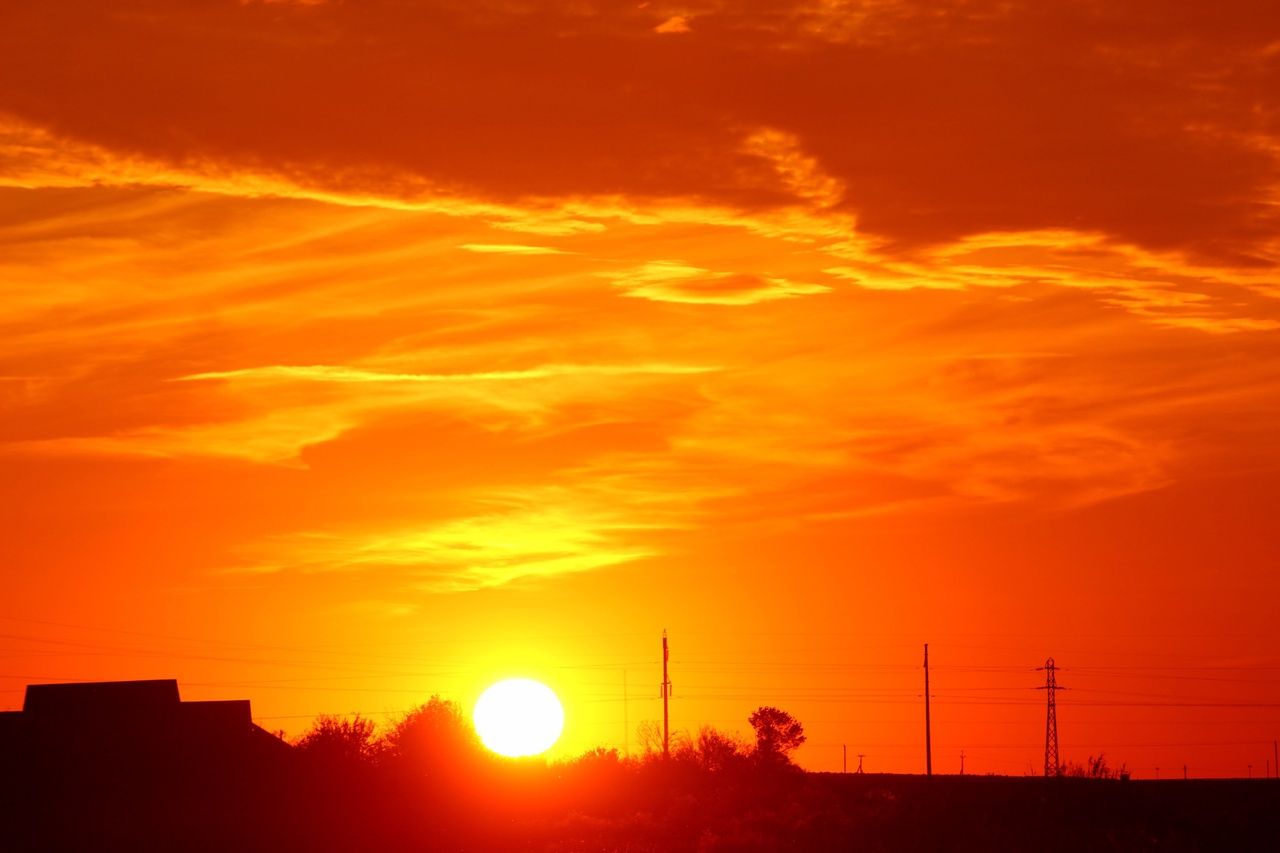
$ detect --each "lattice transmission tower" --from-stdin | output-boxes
[1037,658,1064,777]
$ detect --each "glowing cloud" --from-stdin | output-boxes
[606,261,830,304]
[458,244,570,254]
[655,15,692,34]
[231,491,669,592]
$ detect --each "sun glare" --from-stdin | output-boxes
[473,678,565,757]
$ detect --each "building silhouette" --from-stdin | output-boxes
[1,678,287,773]
[1,679,293,852]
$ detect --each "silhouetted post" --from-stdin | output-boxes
[843,744,847,773]
[924,643,932,777]
[961,750,966,775]
[623,670,629,756]
[1037,658,1063,777]
[1183,764,1187,780]
[661,630,671,760]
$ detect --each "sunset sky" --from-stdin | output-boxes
[3,0,1279,778]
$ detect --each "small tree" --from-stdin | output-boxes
[635,720,692,763]
[1061,753,1123,779]
[748,706,805,769]
[636,720,665,760]
[294,713,382,765]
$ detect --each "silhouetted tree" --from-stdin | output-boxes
[635,719,691,763]
[695,725,748,773]
[382,695,485,776]
[635,720,665,759]
[748,706,805,768]
[293,714,381,766]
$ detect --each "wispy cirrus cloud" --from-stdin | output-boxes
[458,243,571,254]
[227,481,704,592]
[825,230,1280,333]
[9,361,718,464]
[181,363,719,385]
[605,261,830,305]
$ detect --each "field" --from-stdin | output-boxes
[5,754,1278,852]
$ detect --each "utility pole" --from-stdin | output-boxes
[924,643,933,777]
[661,630,672,760]
[1037,658,1063,777]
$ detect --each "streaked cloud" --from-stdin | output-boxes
[458,244,570,255]
[181,363,719,385]
[606,261,830,304]
[229,484,691,592]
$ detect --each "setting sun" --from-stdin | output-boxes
[473,679,565,758]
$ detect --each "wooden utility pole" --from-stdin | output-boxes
[661,630,671,760]
[924,644,933,777]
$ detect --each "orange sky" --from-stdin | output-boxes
[3,0,1279,778]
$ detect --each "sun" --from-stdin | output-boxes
[473,678,565,757]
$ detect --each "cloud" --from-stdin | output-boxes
[3,1,1275,261]
[605,261,831,304]
[655,15,692,34]
[8,361,711,464]
[228,484,687,592]
[181,363,719,385]
[741,129,845,209]
[458,243,570,254]
[824,229,1280,333]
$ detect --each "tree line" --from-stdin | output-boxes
[290,695,806,775]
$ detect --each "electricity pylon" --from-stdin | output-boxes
[1037,658,1064,777]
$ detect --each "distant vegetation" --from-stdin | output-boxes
[290,696,807,776]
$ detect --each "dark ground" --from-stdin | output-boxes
[4,740,1280,853]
